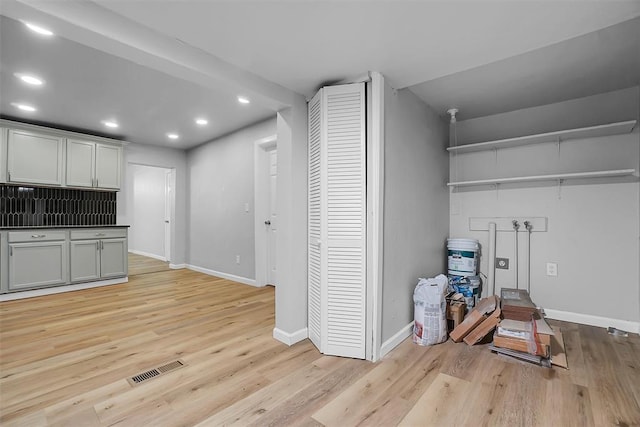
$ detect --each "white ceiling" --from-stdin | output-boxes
[1,0,639,148]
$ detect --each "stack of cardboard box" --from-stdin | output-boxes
[448,288,568,368]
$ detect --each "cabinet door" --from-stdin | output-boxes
[7,129,64,186]
[66,139,95,188]
[0,128,6,183]
[100,238,127,278]
[8,241,68,290]
[95,144,122,190]
[70,240,100,282]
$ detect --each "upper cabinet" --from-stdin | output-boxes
[67,139,122,190]
[0,128,6,184]
[1,120,124,191]
[7,129,64,186]
[96,144,122,190]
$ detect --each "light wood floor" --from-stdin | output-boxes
[1,268,638,426]
[128,253,172,276]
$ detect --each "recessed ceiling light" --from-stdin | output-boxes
[24,22,54,36]
[14,73,44,86]
[102,120,119,128]
[11,102,37,112]
[167,133,179,140]
[195,118,208,126]
[237,96,250,104]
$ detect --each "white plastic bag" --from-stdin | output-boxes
[412,274,448,346]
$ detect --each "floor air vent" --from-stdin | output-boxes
[127,359,186,386]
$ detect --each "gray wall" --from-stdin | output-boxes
[382,86,450,342]
[450,87,640,324]
[118,142,188,265]
[187,118,276,281]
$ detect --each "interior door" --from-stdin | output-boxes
[164,169,172,262]
[267,149,277,285]
[308,82,367,359]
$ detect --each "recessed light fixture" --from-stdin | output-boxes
[102,120,119,129]
[195,118,208,126]
[167,133,179,140]
[14,73,44,86]
[237,96,250,104]
[24,22,54,36]
[11,102,37,112]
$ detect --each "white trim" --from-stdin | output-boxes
[380,322,414,359]
[186,264,257,287]
[273,327,308,346]
[368,71,385,362]
[0,277,128,302]
[544,308,640,335]
[129,249,166,262]
[169,263,186,269]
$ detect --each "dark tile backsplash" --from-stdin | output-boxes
[0,185,116,227]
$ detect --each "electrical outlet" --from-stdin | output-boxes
[496,258,509,269]
[244,203,249,213]
[546,262,558,276]
[236,255,240,264]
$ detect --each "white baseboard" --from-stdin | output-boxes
[129,249,166,262]
[169,263,186,269]
[186,264,256,287]
[273,327,308,346]
[0,277,128,302]
[544,308,640,335]
[379,322,414,359]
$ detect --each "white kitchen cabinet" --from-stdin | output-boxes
[0,127,6,183]
[70,228,127,282]
[67,139,122,190]
[7,129,64,186]
[8,231,68,291]
[70,240,101,282]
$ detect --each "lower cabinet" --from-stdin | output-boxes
[8,231,68,291]
[1,227,128,293]
[70,229,127,283]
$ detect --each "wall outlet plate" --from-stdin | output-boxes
[546,262,558,276]
[496,258,509,269]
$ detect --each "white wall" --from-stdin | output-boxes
[129,164,168,259]
[382,86,450,342]
[450,87,640,330]
[187,118,276,282]
[118,142,187,265]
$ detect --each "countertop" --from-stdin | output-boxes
[0,225,130,230]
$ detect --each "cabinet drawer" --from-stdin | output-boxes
[70,228,127,240]
[9,230,66,243]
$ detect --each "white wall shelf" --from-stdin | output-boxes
[448,169,637,188]
[447,120,637,154]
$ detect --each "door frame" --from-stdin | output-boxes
[127,162,175,263]
[254,134,277,287]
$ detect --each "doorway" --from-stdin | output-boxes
[128,164,174,275]
[254,135,277,287]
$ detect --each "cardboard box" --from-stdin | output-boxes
[446,302,466,330]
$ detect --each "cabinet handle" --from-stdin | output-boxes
[31,234,46,238]
[101,241,104,250]
[95,233,106,237]
[8,171,11,181]
[10,246,12,256]
[96,179,99,187]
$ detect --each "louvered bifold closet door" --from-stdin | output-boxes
[308,91,322,350]
[322,83,366,359]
